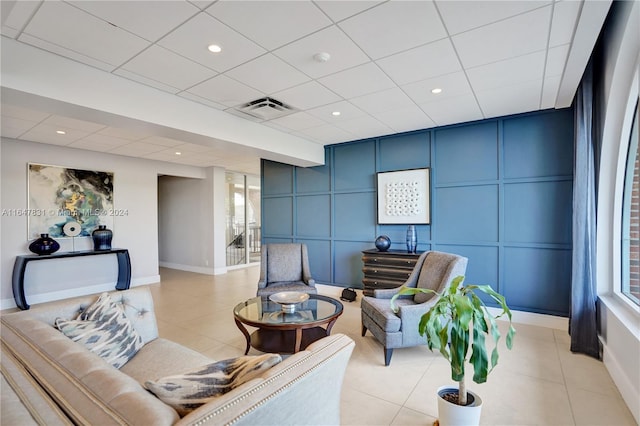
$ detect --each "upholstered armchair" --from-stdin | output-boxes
[257,243,317,297]
[361,250,468,366]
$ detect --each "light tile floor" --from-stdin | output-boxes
[150,267,636,426]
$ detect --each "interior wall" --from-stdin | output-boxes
[0,138,205,309]
[262,108,574,317]
[157,166,227,275]
[594,0,640,422]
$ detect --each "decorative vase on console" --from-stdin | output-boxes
[92,225,113,251]
[375,235,391,252]
[28,233,60,255]
[406,225,417,253]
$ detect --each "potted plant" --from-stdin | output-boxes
[391,276,516,426]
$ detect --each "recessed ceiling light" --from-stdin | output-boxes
[207,44,222,53]
[313,52,331,63]
[431,88,443,94]
[56,130,66,135]
[175,151,182,156]
[332,111,341,116]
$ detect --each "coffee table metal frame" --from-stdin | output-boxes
[233,294,343,354]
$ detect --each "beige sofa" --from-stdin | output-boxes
[0,286,355,425]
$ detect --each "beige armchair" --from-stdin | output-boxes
[257,243,317,297]
[361,250,468,366]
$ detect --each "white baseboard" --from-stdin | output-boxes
[159,261,227,275]
[486,306,569,330]
[0,275,160,311]
[602,341,640,424]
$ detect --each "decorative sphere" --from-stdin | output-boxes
[374,235,391,252]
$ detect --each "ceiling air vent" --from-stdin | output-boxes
[235,97,296,120]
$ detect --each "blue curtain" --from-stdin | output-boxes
[570,58,601,359]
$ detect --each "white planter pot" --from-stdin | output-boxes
[436,385,483,426]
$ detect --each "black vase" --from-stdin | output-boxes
[92,225,113,251]
[29,233,60,255]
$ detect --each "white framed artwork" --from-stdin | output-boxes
[376,168,430,225]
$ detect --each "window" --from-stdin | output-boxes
[621,100,640,306]
[225,172,261,267]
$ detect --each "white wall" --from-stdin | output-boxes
[157,166,227,275]
[0,138,206,309]
[595,1,640,423]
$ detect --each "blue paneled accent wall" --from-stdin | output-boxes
[262,109,574,316]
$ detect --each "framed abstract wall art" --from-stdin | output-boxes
[27,163,114,239]
[376,168,430,225]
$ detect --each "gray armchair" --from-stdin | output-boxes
[257,243,317,297]
[361,250,468,366]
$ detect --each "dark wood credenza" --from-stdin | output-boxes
[12,248,131,310]
[361,249,424,296]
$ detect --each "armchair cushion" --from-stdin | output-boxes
[415,252,457,303]
[267,244,303,282]
[361,297,402,333]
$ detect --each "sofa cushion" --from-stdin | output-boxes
[55,292,143,369]
[414,252,451,303]
[145,353,282,416]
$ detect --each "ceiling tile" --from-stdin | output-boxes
[350,87,415,115]
[452,6,552,69]
[402,71,472,104]
[20,1,149,69]
[68,1,199,42]
[158,12,266,73]
[273,26,370,79]
[545,44,570,77]
[19,124,91,145]
[208,1,332,50]
[1,104,50,122]
[418,93,484,127]
[541,76,561,109]
[475,80,542,118]
[139,136,185,147]
[334,115,393,139]
[273,81,341,110]
[269,112,328,131]
[1,116,36,138]
[318,62,395,99]
[298,124,354,144]
[307,100,366,122]
[67,139,117,152]
[117,45,216,92]
[178,92,227,110]
[314,1,384,22]
[376,38,462,86]
[43,115,106,132]
[73,133,131,148]
[436,0,551,35]
[96,127,150,141]
[549,0,582,47]
[466,51,546,92]
[225,54,310,94]
[339,1,447,59]
[108,142,167,155]
[174,142,215,153]
[188,74,264,107]
[1,0,40,38]
[371,105,436,133]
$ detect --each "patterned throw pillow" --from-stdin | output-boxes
[55,292,143,369]
[145,354,282,416]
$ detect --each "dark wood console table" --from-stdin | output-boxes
[12,248,131,310]
[361,249,424,296]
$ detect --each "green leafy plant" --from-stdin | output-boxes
[391,276,515,406]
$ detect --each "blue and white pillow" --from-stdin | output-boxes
[145,354,282,416]
[55,292,143,369]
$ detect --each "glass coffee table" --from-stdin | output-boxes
[233,294,343,354]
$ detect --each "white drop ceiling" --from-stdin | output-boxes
[0,0,610,175]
